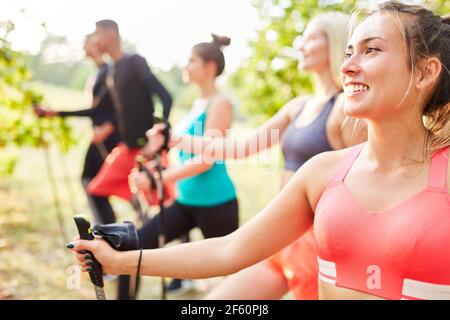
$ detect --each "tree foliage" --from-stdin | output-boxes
[25,34,95,91]
[0,20,75,152]
[232,0,449,121]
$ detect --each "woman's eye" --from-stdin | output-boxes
[366,47,380,54]
[344,47,380,60]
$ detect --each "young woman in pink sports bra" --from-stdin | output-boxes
[69,1,450,300]
[144,12,365,301]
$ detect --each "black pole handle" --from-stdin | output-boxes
[73,214,104,288]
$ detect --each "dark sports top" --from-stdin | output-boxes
[110,54,172,148]
[281,94,338,171]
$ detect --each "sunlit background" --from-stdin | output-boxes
[0,0,447,300]
[2,0,259,71]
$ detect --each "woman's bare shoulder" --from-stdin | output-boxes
[206,94,233,119]
[284,95,311,120]
[297,146,358,210]
[209,94,232,109]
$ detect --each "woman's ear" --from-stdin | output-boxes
[205,60,218,78]
[415,57,442,90]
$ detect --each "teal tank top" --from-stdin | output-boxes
[175,101,236,207]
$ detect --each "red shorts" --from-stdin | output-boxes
[88,143,174,205]
[266,226,318,300]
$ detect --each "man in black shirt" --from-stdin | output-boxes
[88,19,173,204]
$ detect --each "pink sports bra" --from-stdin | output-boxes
[314,143,450,300]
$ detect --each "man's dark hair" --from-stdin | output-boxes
[96,19,120,35]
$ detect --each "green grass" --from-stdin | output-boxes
[0,82,282,300]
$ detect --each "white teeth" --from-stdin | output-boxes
[344,84,369,96]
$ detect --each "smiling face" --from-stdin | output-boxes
[340,13,415,120]
[297,20,330,73]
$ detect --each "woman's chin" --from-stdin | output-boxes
[343,104,368,118]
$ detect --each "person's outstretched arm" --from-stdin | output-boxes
[34,88,110,119]
[147,96,309,160]
[58,108,96,117]
[69,149,339,279]
[34,105,99,118]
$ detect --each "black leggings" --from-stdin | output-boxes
[117,198,239,300]
[82,134,118,224]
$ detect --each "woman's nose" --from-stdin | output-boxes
[340,55,360,76]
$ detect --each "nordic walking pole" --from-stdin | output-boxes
[56,145,79,215]
[134,155,149,227]
[42,143,68,243]
[127,155,149,299]
[153,119,172,300]
[154,152,167,300]
[95,143,109,161]
[33,103,68,243]
[73,214,106,300]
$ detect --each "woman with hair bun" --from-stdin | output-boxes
[117,34,239,299]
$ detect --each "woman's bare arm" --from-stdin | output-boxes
[71,149,345,278]
[136,96,234,188]
[158,96,233,182]
[159,96,309,161]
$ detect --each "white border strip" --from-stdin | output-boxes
[319,273,336,286]
[317,257,337,278]
[402,278,450,300]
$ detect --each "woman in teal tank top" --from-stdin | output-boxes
[121,34,239,299]
[175,101,236,206]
